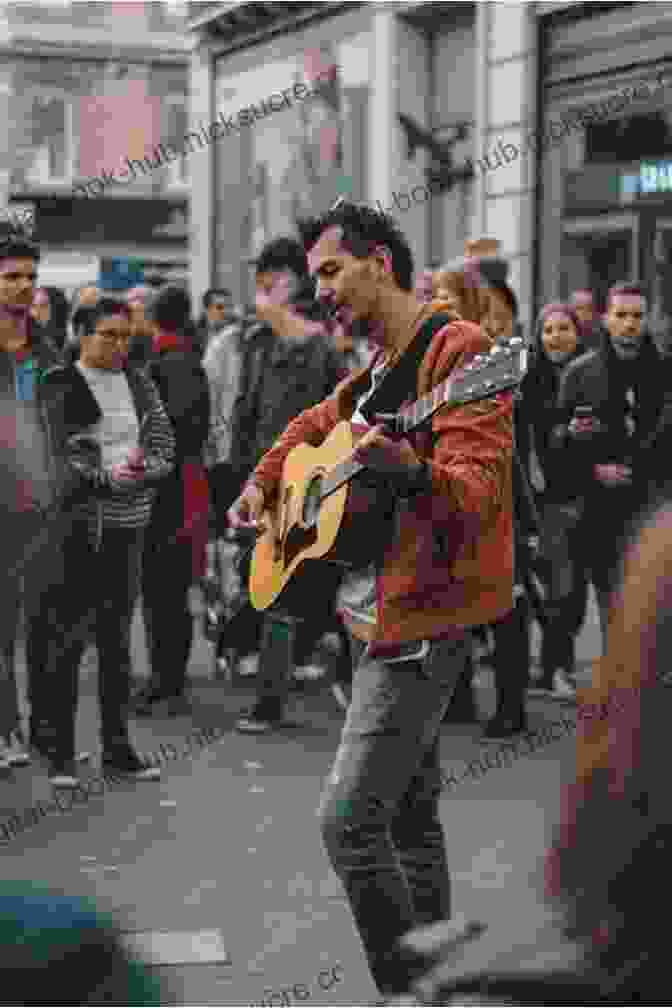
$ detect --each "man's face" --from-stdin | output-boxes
[81,313,130,371]
[541,311,579,363]
[307,226,383,330]
[606,294,646,360]
[255,270,298,311]
[0,258,38,311]
[571,294,594,325]
[206,294,232,329]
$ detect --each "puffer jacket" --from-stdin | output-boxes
[250,310,514,644]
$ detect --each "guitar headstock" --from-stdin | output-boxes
[449,338,528,405]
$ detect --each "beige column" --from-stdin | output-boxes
[369,4,398,211]
[188,38,214,310]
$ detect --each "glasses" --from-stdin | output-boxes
[97,330,129,345]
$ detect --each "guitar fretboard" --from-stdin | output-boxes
[319,342,524,502]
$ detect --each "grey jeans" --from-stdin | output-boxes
[318,632,471,996]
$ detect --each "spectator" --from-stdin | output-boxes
[518,303,588,701]
[232,235,347,733]
[133,285,210,717]
[29,286,69,352]
[570,289,603,352]
[202,304,247,536]
[125,286,154,367]
[0,229,64,773]
[558,283,665,643]
[483,296,542,739]
[196,286,234,358]
[40,297,175,787]
[68,285,100,365]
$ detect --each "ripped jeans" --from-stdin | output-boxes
[318,633,470,996]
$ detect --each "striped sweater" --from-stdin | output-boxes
[43,363,175,534]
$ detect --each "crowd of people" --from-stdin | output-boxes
[1,197,671,1003]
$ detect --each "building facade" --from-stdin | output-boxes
[0,1,191,296]
[534,1,672,341]
[188,1,671,337]
[187,1,481,314]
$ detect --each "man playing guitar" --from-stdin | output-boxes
[227,201,514,1001]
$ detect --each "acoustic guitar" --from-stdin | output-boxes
[249,340,526,612]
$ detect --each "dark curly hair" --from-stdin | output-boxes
[80,297,130,339]
[297,200,414,291]
[254,236,308,281]
[149,284,197,351]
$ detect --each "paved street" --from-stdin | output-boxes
[0,591,601,1006]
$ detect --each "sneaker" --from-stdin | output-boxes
[237,654,259,678]
[527,673,577,702]
[235,703,282,734]
[551,670,577,702]
[481,712,528,742]
[48,759,80,789]
[526,681,554,699]
[1,730,31,767]
[102,746,161,781]
[293,664,325,682]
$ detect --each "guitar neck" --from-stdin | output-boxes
[319,342,525,502]
[319,374,455,500]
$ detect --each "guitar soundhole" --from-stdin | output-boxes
[302,473,323,528]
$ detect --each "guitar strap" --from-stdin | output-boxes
[360,312,456,424]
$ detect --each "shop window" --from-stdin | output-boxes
[24,92,73,184]
[585,112,671,164]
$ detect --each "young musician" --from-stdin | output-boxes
[227,201,514,1000]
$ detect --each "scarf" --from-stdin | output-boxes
[155,329,209,578]
[175,460,210,579]
[152,328,191,355]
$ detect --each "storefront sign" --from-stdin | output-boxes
[21,195,188,246]
[567,162,672,213]
[639,160,672,193]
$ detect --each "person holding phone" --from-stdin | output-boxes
[557,284,665,644]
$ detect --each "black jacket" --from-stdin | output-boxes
[230,317,344,480]
[43,363,174,506]
[515,321,587,503]
[145,347,210,534]
[0,319,64,590]
[556,325,666,520]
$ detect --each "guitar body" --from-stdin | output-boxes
[249,420,394,612]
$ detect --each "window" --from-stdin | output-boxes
[163,96,189,187]
[24,92,74,184]
[585,112,672,165]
